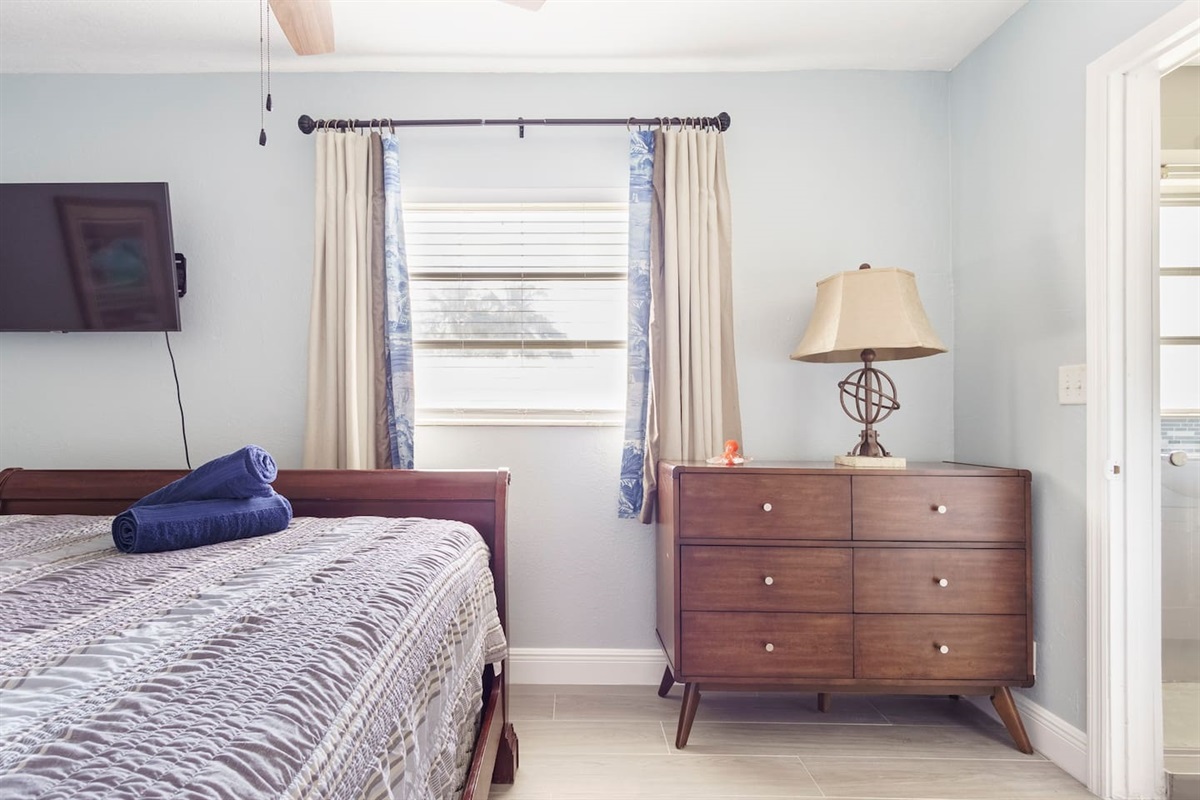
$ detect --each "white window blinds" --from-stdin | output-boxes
[1160,206,1200,413]
[405,202,629,423]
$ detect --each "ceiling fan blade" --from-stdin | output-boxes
[498,0,548,9]
[268,0,335,56]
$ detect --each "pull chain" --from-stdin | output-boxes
[265,1,272,113]
[258,0,267,146]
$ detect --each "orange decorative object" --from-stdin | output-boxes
[722,439,740,466]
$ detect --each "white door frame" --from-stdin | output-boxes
[1084,4,1200,799]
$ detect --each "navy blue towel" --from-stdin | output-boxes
[133,445,278,508]
[112,493,293,554]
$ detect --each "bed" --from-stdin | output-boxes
[0,467,519,800]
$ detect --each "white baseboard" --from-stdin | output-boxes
[967,694,1088,785]
[507,647,664,685]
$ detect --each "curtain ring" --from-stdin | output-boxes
[626,117,634,132]
[389,119,396,135]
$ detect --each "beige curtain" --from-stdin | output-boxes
[641,129,742,521]
[367,137,391,468]
[303,131,386,469]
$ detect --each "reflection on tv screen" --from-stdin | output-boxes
[0,183,180,332]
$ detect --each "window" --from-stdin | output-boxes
[1160,206,1200,414]
[405,202,629,424]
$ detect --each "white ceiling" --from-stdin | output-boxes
[0,0,1027,75]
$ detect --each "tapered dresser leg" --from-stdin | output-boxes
[817,692,832,713]
[675,682,702,748]
[657,665,675,698]
[990,686,1034,754]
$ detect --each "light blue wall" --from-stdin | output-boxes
[0,70,953,651]
[949,0,1187,728]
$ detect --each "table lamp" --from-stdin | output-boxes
[790,263,947,468]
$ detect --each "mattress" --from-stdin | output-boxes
[0,514,507,800]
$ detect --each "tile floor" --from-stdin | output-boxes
[491,684,1097,799]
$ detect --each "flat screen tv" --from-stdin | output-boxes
[0,182,182,332]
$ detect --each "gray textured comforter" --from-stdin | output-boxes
[0,514,507,800]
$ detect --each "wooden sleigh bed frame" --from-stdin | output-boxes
[0,467,519,800]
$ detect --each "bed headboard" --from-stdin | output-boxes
[0,468,510,633]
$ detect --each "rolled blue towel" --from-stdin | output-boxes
[113,493,293,554]
[133,445,278,508]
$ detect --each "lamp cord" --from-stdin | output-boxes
[164,332,193,470]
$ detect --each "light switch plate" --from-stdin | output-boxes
[1059,364,1086,405]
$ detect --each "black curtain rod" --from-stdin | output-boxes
[297,112,730,137]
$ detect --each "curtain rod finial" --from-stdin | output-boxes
[717,112,731,132]
[298,114,316,135]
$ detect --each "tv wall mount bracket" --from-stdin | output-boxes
[174,253,187,298]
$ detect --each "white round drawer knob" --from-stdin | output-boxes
[764,576,775,586]
[936,578,949,588]
[936,644,950,654]
[935,505,947,514]
[764,643,775,653]
[762,502,773,512]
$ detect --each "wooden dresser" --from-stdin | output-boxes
[655,461,1034,753]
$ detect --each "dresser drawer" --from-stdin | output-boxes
[852,476,1026,542]
[682,611,853,678]
[854,614,1027,680]
[854,549,1026,614]
[679,473,851,540]
[682,546,852,612]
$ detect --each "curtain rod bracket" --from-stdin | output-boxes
[518,117,525,139]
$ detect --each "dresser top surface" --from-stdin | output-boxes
[661,460,1030,478]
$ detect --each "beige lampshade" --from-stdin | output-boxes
[790,265,947,364]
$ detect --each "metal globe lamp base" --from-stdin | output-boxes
[834,348,906,468]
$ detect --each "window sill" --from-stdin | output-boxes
[415,409,623,427]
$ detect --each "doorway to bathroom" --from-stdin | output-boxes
[1159,62,1200,794]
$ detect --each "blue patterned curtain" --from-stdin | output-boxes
[619,131,656,518]
[382,134,415,469]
